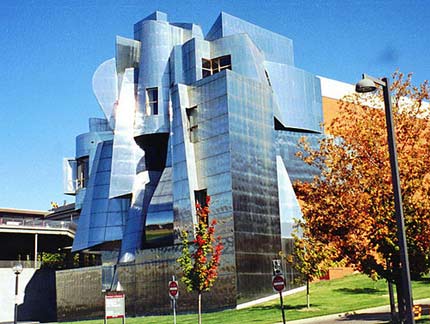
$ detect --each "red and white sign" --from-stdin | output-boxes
[105,292,125,319]
[169,280,179,299]
[272,275,285,292]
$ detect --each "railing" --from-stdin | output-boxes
[0,217,77,232]
[0,260,39,269]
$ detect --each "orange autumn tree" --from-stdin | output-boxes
[294,72,430,287]
[177,196,223,324]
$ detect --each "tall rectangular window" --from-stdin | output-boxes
[201,55,231,78]
[186,106,198,143]
[194,189,208,225]
[146,87,158,115]
[76,156,89,190]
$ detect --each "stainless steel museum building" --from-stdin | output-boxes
[57,11,325,320]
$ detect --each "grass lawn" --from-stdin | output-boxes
[63,274,430,324]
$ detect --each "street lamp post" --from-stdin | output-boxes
[12,263,23,324]
[356,74,415,324]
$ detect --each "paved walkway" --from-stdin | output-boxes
[276,299,430,324]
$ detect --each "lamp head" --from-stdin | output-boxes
[356,78,377,93]
[12,263,23,275]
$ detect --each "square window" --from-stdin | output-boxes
[201,55,231,78]
[202,58,211,69]
[202,69,212,78]
[219,55,231,67]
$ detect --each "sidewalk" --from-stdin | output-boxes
[276,298,430,324]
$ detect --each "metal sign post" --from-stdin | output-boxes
[272,259,286,324]
[279,291,286,324]
[169,275,179,324]
[272,275,286,324]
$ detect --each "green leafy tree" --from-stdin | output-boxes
[41,252,80,269]
[177,196,223,324]
[283,220,337,308]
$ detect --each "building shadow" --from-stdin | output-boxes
[18,268,57,322]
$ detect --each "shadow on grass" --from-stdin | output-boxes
[335,287,384,294]
[340,306,430,323]
[249,304,320,311]
[340,311,391,322]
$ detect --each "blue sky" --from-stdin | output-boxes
[1,0,429,211]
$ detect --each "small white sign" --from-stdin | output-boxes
[105,293,125,319]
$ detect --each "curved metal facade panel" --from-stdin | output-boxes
[109,68,145,198]
[206,12,294,65]
[170,84,199,232]
[276,155,303,238]
[144,166,174,247]
[134,19,186,135]
[275,130,322,183]
[224,70,281,296]
[75,131,113,160]
[92,58,118,123]
[210,34,266,84]
[115,36,141,86]
[72,141,129,252]
[63,158,77,195]
[266,62,323,132]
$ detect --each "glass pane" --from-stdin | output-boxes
[147,88,158,102]
[202,58,211,69]
[219,55,231,67]
[202,69,211,78]
[151,102,158,115]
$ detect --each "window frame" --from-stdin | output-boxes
[186,106,198,143]
[201,55,232,78]
[146,87,159,115]
[76,156,89,190]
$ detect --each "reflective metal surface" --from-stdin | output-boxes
[72,141,129,251]
[92,58,118,124]
[109,68,145,199]
[65,10,326,316]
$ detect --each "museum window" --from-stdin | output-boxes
[76,156,89,190]
[194,189,208,225]
[146,87,158,115]
[202,58,212,78]
[186,106,198,143]
[201,55,231,78]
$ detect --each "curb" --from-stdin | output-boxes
[275,298,430,324]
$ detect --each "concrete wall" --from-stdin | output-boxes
[0,268,35,323]
[0,268,57,323]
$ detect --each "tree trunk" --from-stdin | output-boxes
[306,278,310,309]
[198,291,202,324]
